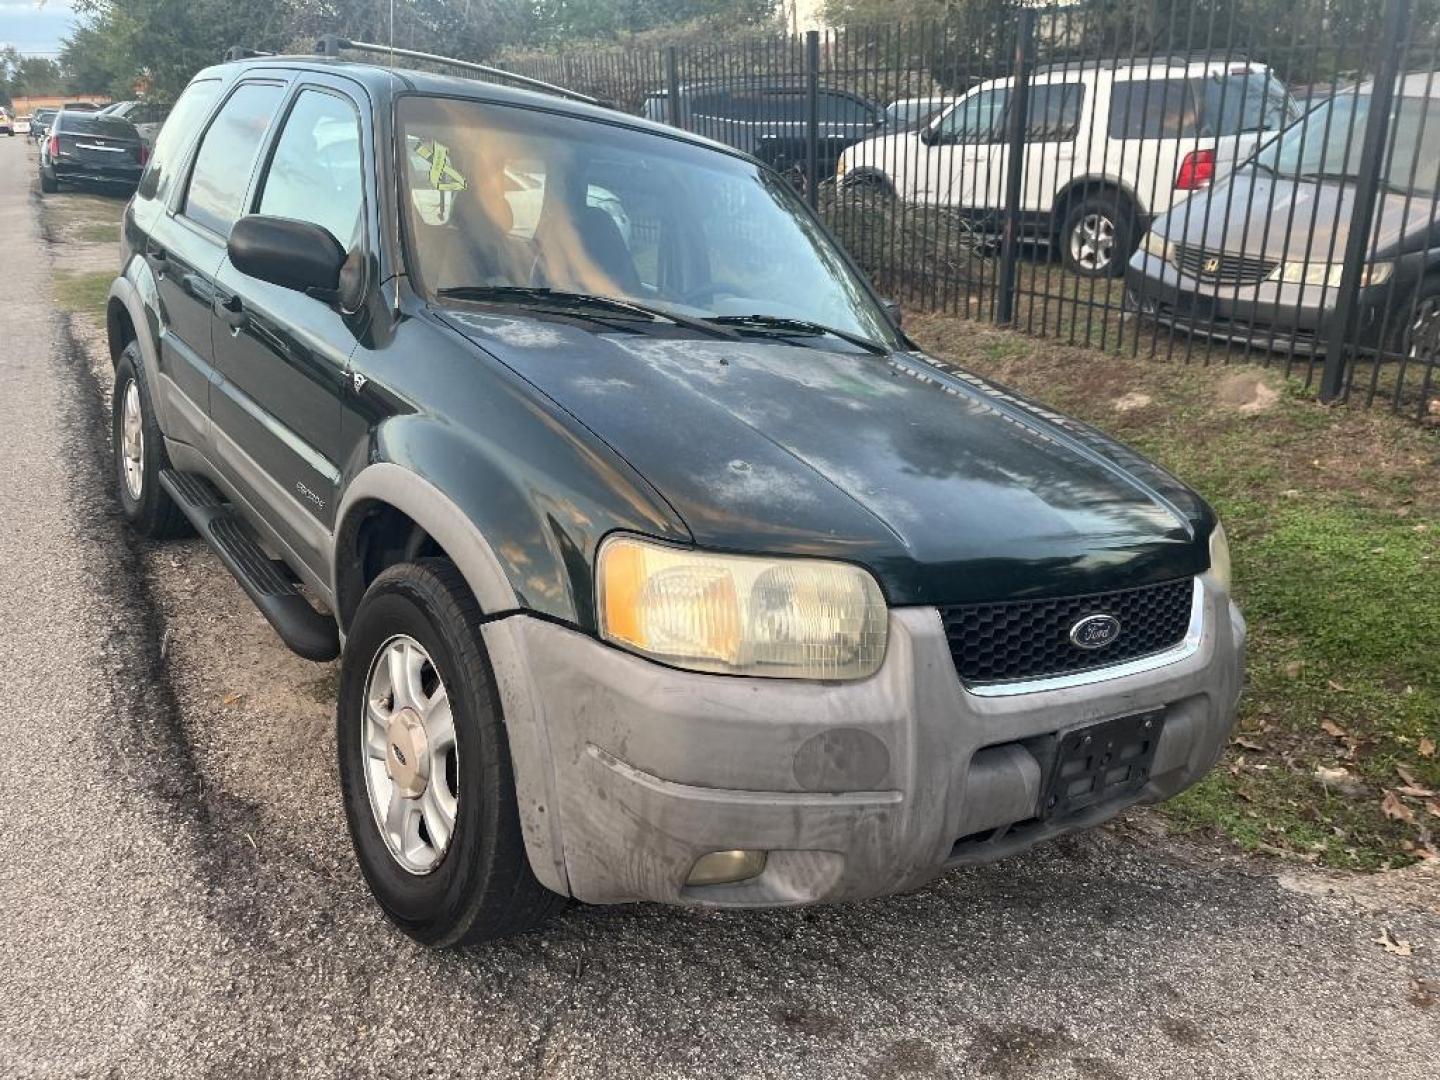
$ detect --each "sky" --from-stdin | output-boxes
[1,0,80,58]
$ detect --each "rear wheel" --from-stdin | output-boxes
[40,168,58,194]
[337,559,564,947]
[1060,193,1137,279]
[112,344,187,539]
[1397,278,1440,365]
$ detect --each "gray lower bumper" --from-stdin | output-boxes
[482,573,1245,907]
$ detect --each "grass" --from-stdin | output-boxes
[75,220,120,244]
[52,269,113,323]
[908,313,1440,871]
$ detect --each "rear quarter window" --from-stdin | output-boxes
[136,78,222,202]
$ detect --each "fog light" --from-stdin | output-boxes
[685,849,767,886]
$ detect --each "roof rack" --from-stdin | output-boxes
[223,46,275,62]
[313,35,601,106]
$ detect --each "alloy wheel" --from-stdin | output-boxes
[1070,212,1115,274]
[120,379,145,501]
[362,635,460,875]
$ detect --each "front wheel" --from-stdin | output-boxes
[1060,194,1136,279]
[1396,279,1440,365]
[337,559,564,947]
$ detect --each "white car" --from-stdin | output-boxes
[837,57,1299,277]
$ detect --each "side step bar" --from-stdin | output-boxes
[158,470,340,662]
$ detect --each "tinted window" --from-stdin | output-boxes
[137,79,221,201]
[183,82,284,236]
[937,87,1010,143]
[55,114,140,139]
[1108,79,1198,139]
[1196,72,1295,135]
[819,92,878,125]
[256,89,364,247]
[1026,83,1085,141]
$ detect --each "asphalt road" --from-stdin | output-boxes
[0,138,1437,1080]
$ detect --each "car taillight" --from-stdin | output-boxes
[1176,149,1215,190]
[138,144,149,166]
[48,134,60,158]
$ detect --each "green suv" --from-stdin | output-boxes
[106,48,1244,947]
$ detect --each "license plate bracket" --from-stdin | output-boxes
[1041,710,1164,819]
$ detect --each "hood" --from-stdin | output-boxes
[440,309,1211,605]
[1157,168,1435,260]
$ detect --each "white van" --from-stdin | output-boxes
[836,56,1299,277]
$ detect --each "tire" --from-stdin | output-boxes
[112,344,188,539]
[337,559,565,947]
[1060,192,1137,279]
[39,167,57,194]
[1394,276,1440,363]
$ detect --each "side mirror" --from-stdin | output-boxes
[881,298,903,329]
[920,120,940,147]
[229,215,345,300]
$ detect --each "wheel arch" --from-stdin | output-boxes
[1050,175,1145,239]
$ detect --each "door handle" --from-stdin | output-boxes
[216,293,247,331]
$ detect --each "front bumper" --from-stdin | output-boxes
[483,572,1245,907]
[1124,250,1399,355]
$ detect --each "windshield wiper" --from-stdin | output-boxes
[436,286,737,339]
[704,313,890,355]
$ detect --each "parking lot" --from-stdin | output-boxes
[1,118,1438,1079]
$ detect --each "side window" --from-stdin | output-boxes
[820,91,880,125]
[183,82,285,236]
[136,79,220,201]
[256,89,364,249]
[1026,83,1085,141]
[1108,79,1199,139]
[937,89,1010,144]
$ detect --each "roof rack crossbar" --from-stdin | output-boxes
[318,37,600,106]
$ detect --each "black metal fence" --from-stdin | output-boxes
[487,0,1440,420]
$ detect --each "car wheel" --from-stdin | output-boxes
[112,344,188,539]
[337,559,565,947]
[1061,194,1136,279]
[39,168,58,194]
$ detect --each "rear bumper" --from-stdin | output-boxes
[483,572,1245,907]
[50,160,142,187]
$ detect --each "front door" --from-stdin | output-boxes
[210,82,369,579]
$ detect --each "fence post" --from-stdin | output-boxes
[805,30,821,208]
[996,9,1036,326]
[1320,0,1410,401]
[665,46,681,128]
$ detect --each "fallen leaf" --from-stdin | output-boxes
[1397,785,1438,799]
[1233,736,1264,752]
[221,692,242,706]
[1321,720,1349,739]
[1426,800,1440,819]
[1326,679,1350,692]
[1419,738,1436,758]
[1374,928,1413,957]
[1382,790,1417,824]
[1398,765,1422,787]
[1315,765,1352,784]
[1282,660,1305,679]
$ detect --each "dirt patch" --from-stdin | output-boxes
[1215,371,1280,414]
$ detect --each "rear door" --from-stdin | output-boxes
[149,79,286,451]
[210,78,370,575]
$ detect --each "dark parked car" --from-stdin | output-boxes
[643,78,883,184]
[40,110,146,193]
[106,50,1243,948]
[1128,72,1440,357]
[29,108,56,142]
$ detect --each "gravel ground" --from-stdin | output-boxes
[0,138,1437,1080]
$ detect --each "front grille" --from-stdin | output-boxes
[940,578,1195,685]
[1172,244,1277,286]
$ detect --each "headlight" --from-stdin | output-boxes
[1140,230,1172,262]
[1268,260,1394,288]
[597,535,888,679]
[1208,521,1232,593]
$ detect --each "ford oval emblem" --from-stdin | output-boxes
[1069,613,1121,650]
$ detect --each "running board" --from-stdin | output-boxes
[158,470,340,662]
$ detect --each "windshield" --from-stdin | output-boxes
[1256,91,1440,194]
[397,96,897,346]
